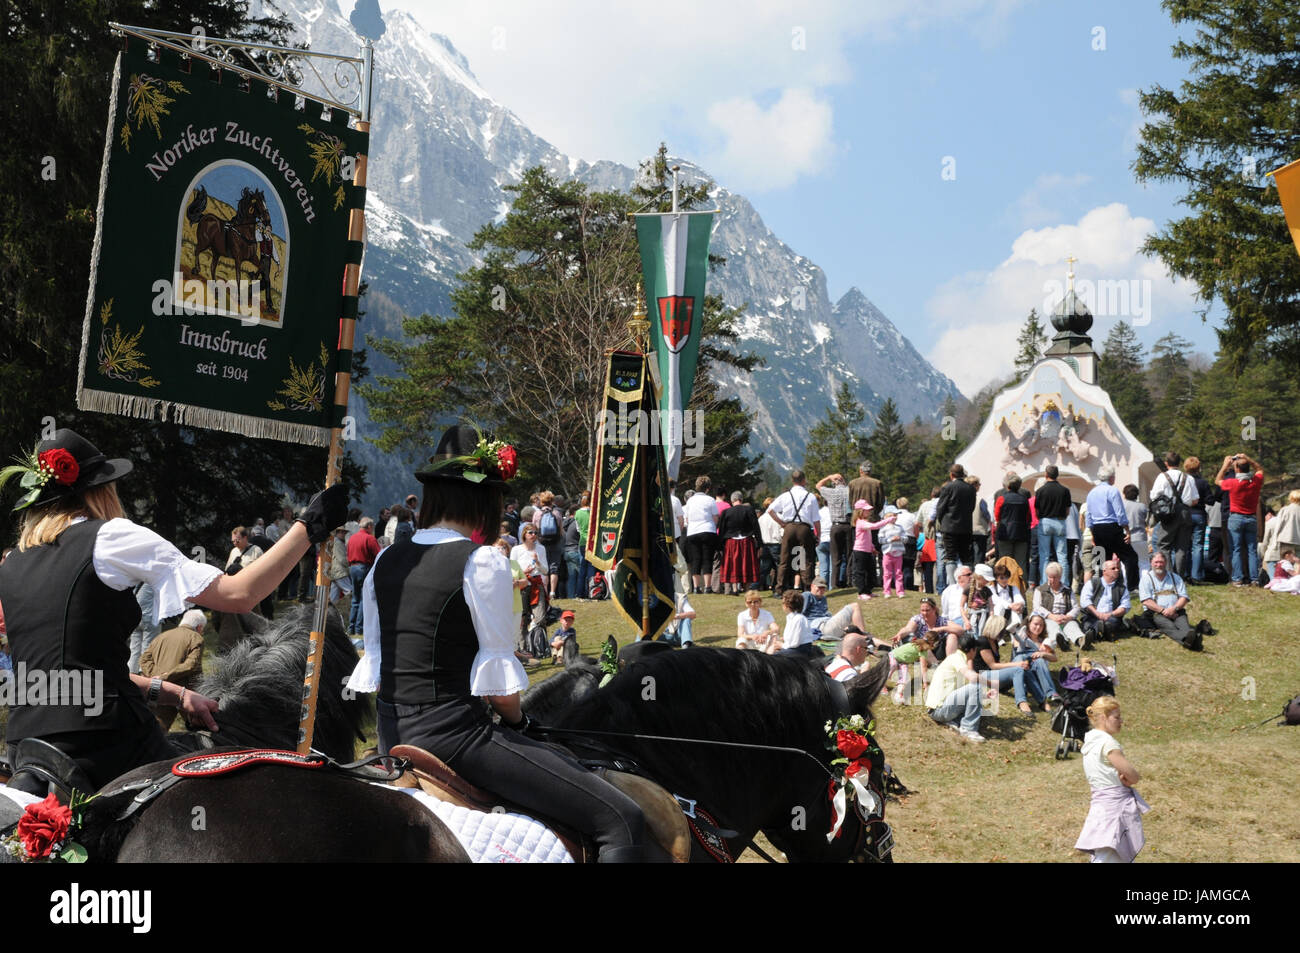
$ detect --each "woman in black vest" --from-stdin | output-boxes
[344,426,651,862]
[0,429,346,790]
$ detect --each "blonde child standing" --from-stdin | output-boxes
[878,506,907,597]
[1074,696,1150,862]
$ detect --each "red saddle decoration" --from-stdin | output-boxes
[172,749,324,778]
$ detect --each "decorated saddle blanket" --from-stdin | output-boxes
[384,785,574,863]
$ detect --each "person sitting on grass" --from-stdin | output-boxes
[802,577,868,642]
[1079,557,1130,643]
[990,560,1026,628]
[778,588,820,657]
[1008,613,1062,711]
[973,617,1035,718]
[1266,549,1300,594]
[1136,552,1209,651]
[892,597,966,663]
[825,631,874,682]
[1031,561,1087,650]
[549,609,578,664]
[736,590,779,652]
[924,633,990,744]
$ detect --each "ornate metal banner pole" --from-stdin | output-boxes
[106,23,373,754]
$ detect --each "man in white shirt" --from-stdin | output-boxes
[768,471,821,595]
[1149,451,1198,579]
[1079,558,1129,643]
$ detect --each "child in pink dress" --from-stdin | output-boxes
[852,500,897,601]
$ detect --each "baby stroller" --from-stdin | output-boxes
[1051,654,1117,760]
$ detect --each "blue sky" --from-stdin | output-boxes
[377,0,1230,396]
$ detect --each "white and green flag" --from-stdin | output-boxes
[634,211,714,479]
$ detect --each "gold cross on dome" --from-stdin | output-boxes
[1065,255,1077,293]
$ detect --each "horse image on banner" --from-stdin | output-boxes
[175,161,289,326]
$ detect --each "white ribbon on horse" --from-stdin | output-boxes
[827,773,880,843]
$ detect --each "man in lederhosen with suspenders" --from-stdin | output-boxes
[769,470,821,595]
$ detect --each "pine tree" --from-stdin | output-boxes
[803,382,869,479]
[1013,308,1049,380]
[865,398,909,499]
[1134,0,1300,368]
[1098,322,1155,447]
[1146,332,1197,447]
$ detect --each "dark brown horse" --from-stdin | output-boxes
[66,609,468,862]
[185,185,275,313]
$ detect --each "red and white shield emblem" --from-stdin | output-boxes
[658,295,694,353]
[602,532,617,554]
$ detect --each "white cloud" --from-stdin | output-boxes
[384,0,1028,184]
[926,203,1199,398]
[704,88,834,191]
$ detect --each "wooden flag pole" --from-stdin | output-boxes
[298,43,372,755]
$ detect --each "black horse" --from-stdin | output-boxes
[75,608,468,862]
[532,646,892,863]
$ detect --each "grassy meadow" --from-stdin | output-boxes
[517,581,1299,863]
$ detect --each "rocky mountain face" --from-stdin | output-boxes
[272,0,962,510]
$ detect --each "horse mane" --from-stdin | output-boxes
[521,659,600,724]
[553,648,887,836]
[182,606,372,763]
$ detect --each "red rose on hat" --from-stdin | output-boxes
[17,793,73,860]
[836,729,869,761]
[38,448,79,486]
[496,445,518,480]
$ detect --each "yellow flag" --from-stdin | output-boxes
[1270,159,1300,259]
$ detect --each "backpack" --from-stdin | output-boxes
[1283,694,1300,726]
[1149,472,1188,527]
[589,570,607,600]
[526,622,550,659]
[539,507,561,543]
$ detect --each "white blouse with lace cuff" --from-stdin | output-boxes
[83,517,223,624]
[346,527,528,698]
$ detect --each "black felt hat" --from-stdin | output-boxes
[414,425,513,489]
[3,429,133,511]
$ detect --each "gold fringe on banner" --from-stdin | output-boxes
[76,387,331,446]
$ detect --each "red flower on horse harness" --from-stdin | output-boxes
[836,729,869,761]
[17,794,72,859]
[38,449,80,486]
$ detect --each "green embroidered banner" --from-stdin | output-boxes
[586,350,677,640]
[76,44,368,445]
